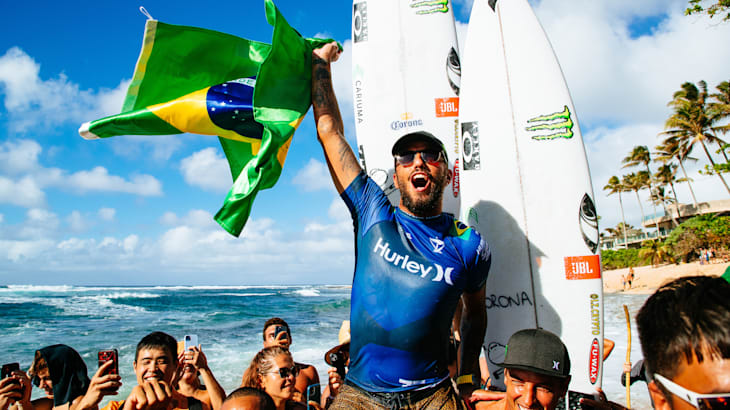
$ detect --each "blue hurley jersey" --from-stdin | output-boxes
[341,172,491,393]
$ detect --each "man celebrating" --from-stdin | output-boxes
[312,43,491,409]
[475,329,571,410]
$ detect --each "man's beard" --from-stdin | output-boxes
[398,170,447,216]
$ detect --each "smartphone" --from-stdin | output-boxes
[183,335,198,351]
[1,363,20,379]
[98,349,119,376]
[274,325,289,339]
[1,363,23,394]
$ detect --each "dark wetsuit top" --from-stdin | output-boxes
[341,172,491,393]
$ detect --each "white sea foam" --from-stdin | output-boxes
[2,285,76,292]
[292,288,320,297]
[102,292,160,299]
[213,293,277,297]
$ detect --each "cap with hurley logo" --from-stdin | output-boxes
[497,328,571,379]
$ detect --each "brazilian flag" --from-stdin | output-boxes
[79,0,337,236]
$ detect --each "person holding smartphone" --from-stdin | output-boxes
[79,331,199,410]
[261,318,320,407]
[74,353,122,410]
[25,345,91,410]
[176,341,226,410]
[1,364,32,410]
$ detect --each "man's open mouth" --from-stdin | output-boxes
[410,172,430,192]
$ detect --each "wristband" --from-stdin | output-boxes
[456,374,477,386]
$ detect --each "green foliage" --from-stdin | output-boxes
[699,162,730,175]
[638,240,674,267]
[601,248,648,270]
[685,0,730,21]
[663,214,730,261]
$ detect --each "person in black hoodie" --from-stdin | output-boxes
[27,344,91,410]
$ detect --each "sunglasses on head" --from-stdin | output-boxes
[654,373,730,409]
[270,365,299,379]
[394,150,445,167]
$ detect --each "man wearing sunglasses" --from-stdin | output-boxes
[312,43,491,409]
[637,276,730,410]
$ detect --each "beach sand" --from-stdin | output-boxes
[603,260,730,294]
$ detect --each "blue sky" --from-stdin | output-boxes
[1,0,728,285]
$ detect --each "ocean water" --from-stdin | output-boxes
[0,286,651,409]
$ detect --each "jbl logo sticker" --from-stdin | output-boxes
[564,255,601,280]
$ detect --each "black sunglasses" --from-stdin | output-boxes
[269,365,299,379]
[394,150,445,167]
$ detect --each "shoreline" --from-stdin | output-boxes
[603,260,729,294]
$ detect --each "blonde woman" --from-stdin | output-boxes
[240,347,309,410]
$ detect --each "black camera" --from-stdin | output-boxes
[327,351,347,378]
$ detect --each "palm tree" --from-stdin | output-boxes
[639,240,673,268]
[623,172,649,231]
[650,185,679,228]
[603,176,629,247]
[623,146,662,232]
[655,163,683,221]
[654,136,699,207]
[662,81,730,195]
[709,80,730,162]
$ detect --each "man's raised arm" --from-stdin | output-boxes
[312,42,361,194]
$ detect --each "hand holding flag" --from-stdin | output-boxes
[79,0,340,236]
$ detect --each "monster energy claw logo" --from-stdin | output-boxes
[411,0,449,14]
[525,105,574,141]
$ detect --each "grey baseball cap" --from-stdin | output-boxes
[497,328,571,379]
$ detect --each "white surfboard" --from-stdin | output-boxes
[458,0,603,403]
[351,0,461,215]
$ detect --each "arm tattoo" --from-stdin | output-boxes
[337,137,360,174]
[312,59,343,132]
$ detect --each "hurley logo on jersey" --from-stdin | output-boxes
[373,238,455,285]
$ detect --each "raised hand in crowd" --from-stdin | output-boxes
[177,346,226,410]
[75,360,122,410]
[1,370,32,410]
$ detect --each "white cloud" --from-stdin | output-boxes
[67,211,89,233]
[0,176,46,207]
[98,208,116,221]
[180,148,232,193]
[292,158,333,192]
[17,208,60,240]
[109,134,187,162]
[1,239,55,262]
[328,197,351,222]
[0,139,42,175]
[160,212,179,226]
[0,139,164,207]
[123,235,139,253]
[0,47,128,134]
[65,167,162,196]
